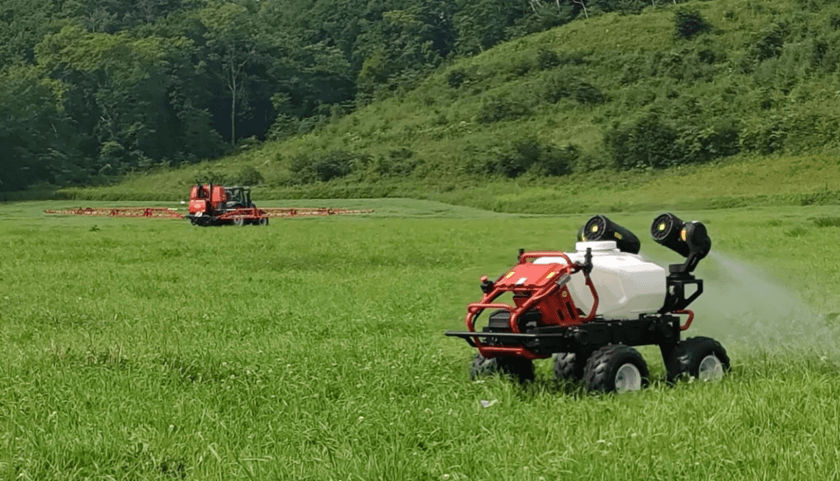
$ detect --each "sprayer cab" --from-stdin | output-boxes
[446,213,729,393]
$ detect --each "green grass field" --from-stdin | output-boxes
[2,200,840,480]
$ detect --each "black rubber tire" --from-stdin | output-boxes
[583,344,649,393]
[554,352,585,382]
[470,354,535,383]
[666,337,730,383]
[258,217,269,226]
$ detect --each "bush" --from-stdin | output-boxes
[371,148,423,177]
[194,167,228,185]
[543,71,575,102]
[740,117,787,155]
[677,119,741,164]
[574,82,606,104]
[532,144,578,176]
[290,150,362,183]
[536,49,561,70]
[447,69,468,89]
[752,23,786,61]
[477,97,531,123]
[606,114,681,170]
[674,8,711,40]
[231,165,264,186]
[474,137,575,178]
[543,71,605,104]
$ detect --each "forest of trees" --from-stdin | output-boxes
[0,0,670,191]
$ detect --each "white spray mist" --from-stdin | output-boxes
[675,251,840,358]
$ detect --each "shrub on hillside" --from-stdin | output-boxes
[370,148,424,177]
[230,165,264,186]
[751,23,787,61]
[740,117,787,155]
[473,137,576,178]
[607,112,742,170]
[447,69,468,88]
[674,8,712,40]
[543,71,605,104]
[477,97,531,123]
[536,49,561,70]
[677,119,741,164]
[574,82,606,104]
[194,168,228,185]
[606,114,681,170]
[290,150,365,183]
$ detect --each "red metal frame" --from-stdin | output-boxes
[45,207,373,220]
[465,251,600,360]
[674,309,695,331]
[44,207,184,219]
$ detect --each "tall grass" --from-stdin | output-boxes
[1,201,839,479]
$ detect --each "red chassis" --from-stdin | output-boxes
[463,251,599,361]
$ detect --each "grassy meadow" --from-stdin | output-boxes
[2,200,840,480]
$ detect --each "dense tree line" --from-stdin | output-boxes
[0,0,670,191]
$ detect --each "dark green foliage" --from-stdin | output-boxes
[592,0,649,15]
[752,23,787,61]
[231,166,264,186]
[475,137,576,178]
[194,168,228,185]
[740,118,788,155]
[1,0,586,191]
[574,83,606,104]
[8,0,840,194]
[607,114,680,170]
[678,119,741,164]
[477,97,531,123]
[543,71,605,104]
[447,69,468,88]
[813,216,840,227]
[536,49,562,70]
[371,148,423,177]
[674,8,712,40]
[290,150,363,183]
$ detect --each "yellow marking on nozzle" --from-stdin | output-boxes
[614,232,623,240]
[680,228,687,241]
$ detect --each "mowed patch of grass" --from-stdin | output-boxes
[1,201,840,479]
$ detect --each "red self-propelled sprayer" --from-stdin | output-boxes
[45,184,372,224]
[446,213,729,393]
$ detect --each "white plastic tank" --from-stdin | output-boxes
[534,241,666,320]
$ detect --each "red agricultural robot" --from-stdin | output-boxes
[446,213,729,393]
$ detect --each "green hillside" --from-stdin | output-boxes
[64,0,840,212]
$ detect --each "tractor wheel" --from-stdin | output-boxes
[258,217,269,226]
[666,337,729,383]
[554,352,585,382]
[470,353,534,383]
[232,215,245,227]
[583,344,649,393]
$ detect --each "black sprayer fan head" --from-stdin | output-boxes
[651,213,690,257]
[651,213,712,274]
[581,215,641,254]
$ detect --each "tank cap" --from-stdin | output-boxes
[576,241,619,252]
